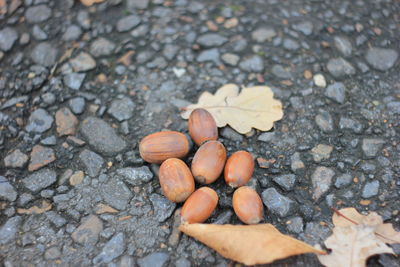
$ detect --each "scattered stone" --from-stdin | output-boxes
[69,171,84,186]
[0,216,21,244]
[257,132,275,142]
[116,166,153,186]
[313,74,326,88]
[127,0,149,9]
[290,152,305,173]
[326,58,356,78]
[31,42,58,67]
[69,97,85,114]
[32,25,47,40]
[334,173,352,189]
[286,217,304,234]
[197,33,227,47]
[72,215,103,245]
[339,117,363,134]
[315,110,334,132]
[41,136,57,146]
[80,117,127,155]
[22,168,57,192]
[362,181,379,198]
[28,145,56,172]
[138,252,170,267]
[221,53,240,66]
[365,47,398,71]
[301,222,331,245]
[283,38,300,50]
[221,126,243,142]
[387,101,400,115]
[150,193,176,222]
[44,247,61,260]
[62,25,82,41]
[93,233,125,264]
[0,27,18,52]
[107,98,135,121]
[63,73,86,90]
[117,15,141,32]
[251,27,276,42]
[175,258,191,267]
[0,176,17,202]
[261,188,294,218]
[55,107,78,136]
[25,5,51,24]
[101,179,132,210]
[4,149,28,168]
[163,44,179,60]
[168,209,183,246]
[196,48,220,63]
[70,52,96,72]
[311,167,334,200]
[292,21,313,35]
[273,174,296,191]
[334,36,352,57]
[45,211,67,227]
[325,82,346,104]
[311,144,333,162]
[90,37,116,57]
[67,136,85,146]
[362,138,385,158]
[79,149,104,177]
[239,55,264,72]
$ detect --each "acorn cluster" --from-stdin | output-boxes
[139,108,263,225]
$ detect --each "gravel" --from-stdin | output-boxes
[365,47,398,71]
[251,27,276,42]
[4,149,28,168]
[0,27,18,52]
[362,138,385,158]
[197,33,227,47]
[326,58,356,78]
[138,252,170,267]
[22,168,57,193]
[31,42,58,67]
[311,167,334,200]
[150,193,177,222]
[239,55,264,72]
[101,179,132,210]
[0,216,21,244]
[362,181,380,198]
[116,166,153,186]
[63,73,86,90]
[0,176,18,202]
[107,97,136,121]
[325,82,346,104]
[334,36,352,57]
[272,174,296,191]
[261,188,295,218]
[93,233,125,264]
[25,5,51,24]
[117,15,141,32]
[79,149,104,177]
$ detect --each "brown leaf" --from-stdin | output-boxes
[80,0,105,6]
[117,50,135,66]
[332,208,400,244]
[179,223,325,265]
[181,84,283,134]
[17,200,52,214]
[317,225,394,267]
[95,203,118,214]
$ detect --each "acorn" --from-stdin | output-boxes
[224,151,254,188]
[232,186,263,224]
[188,108,218,146]
[181,187,218,223]
[159,158,195,203]
[139,131,190,164]
[191,140,226,184]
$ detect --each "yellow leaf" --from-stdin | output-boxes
[179,223,325,265]
[80,0,105,6]
[181,84,283,134]
[17,200,52,214]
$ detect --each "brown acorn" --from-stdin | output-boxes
[224,151,254,188]
[139,131,190,164]
[232,186,263,224]
[181,187,218,223]
[191,140,226,184]
[188,108,218,146]
[159,158,195,203]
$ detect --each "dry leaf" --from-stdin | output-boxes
[95,203,118,214]
[17,200,52,214]
[332,208,400,244]
[179,223,325,265]
[317,225,394,267]
[181,84,283,134]
[317,208,400,267]
[80,0,105,6]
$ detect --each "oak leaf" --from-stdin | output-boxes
[80,0,105,6]
[179,223,325,265]
[317,208,400,267]
[181,84,283,134]
[17,200,52,214]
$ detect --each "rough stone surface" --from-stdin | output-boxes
[311,144,333,162]
[25,5,51,24]
[127,0,149,9]
[334,36,352,57]
[273,174,296,191]
[261,188,294,218]
[362,138,385,158]
[197,33,227,47]
[28,145,56,171]
[0,216,21,244]
[326,58,356,78]
[101,179,132,210]
[149,193,176,222]
[80,117,127,155]
[55,107,79,136]
[70,52,96,72]
[325,82,346,104]
[116,166,153,186]
[251,27,276,42]
[239,55,264,72]
[26,109,54,133]
[311,167,335,200]
[117,15,141,32]
[79,149,104,177]
[138,252,170,267]
[90,37,116,57]
[31,42,58,67]
[63,73,86,90]
[72,215,103,245]
[93,233,125,264]
[22,168,57,192]
[362,181,380,198]
[315,110,334,132]
[107,98,135,121]
[0,27,18,52]
[335,173,352,189]
[0,176,17,202]
[4,149,28,168]
[365,47,398,71]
